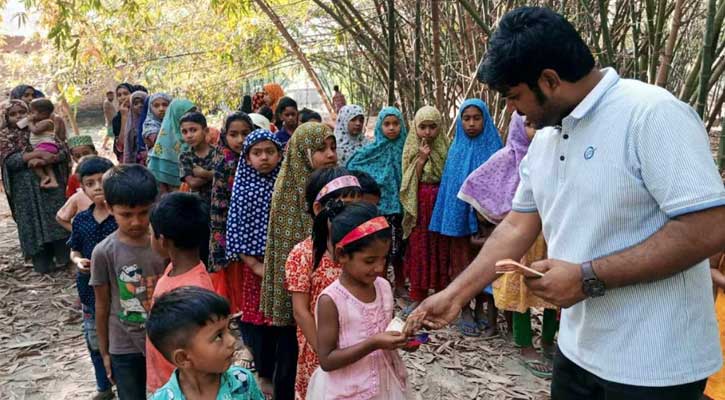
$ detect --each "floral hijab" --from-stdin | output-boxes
[334,105,366,166]
[262,122,334,326]
[429,99,503,237]
[458,112,531,224]
[400,106,450,238]
[0,100,30,167]
[346,107,407,215]
[122,91,148,164]
[226,129,282,258]
[147,98,195,186]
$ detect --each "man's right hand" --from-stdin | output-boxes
[101,353,114,385]
[403,290,462,335]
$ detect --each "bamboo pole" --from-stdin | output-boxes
[387,0,395,106]
[697,0,718,118]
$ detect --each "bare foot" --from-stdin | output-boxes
[481,324,499,338]
[259,377,273,398]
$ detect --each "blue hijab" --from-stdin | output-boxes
[346,107,407,215]
[429,99,503,236]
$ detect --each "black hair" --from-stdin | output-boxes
[258,106,274,122]
[77,156,114,180]
[103,164,158,207]
[106,90,114,95]
[29,98,54,115]
[180,111,208,129]
[133,85,148,93]
[150,192,209,250]
[147,286,230,363]
[478,7,595,94]
[223,111,253,135]
[274,97,298,129]
[241,95,253,114]
[333,85,340,92]
[331,202,391,259]
[307,167,362,267]
[299,108,322,124]
[116,83,134,95]
[350,170,380,198]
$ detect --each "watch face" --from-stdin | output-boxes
[583,279,605,297]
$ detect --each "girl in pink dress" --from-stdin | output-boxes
[308,202,413,400]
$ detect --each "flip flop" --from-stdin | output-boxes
[455,318,481,337]
[519,358,553,379]
[475,317,489,331]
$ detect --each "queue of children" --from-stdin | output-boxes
[3,80,569,400]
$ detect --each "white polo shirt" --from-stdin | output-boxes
[512,68,725,386]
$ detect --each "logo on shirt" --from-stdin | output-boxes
[584,146,596,160]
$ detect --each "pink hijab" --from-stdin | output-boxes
[457,112,531,224]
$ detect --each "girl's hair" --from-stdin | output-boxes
[307,167,362,268]
[223,111,253,135]
[331,202,392,261]
[258,106,274,123]
[274,96,298,129]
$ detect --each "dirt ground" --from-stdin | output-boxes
[0,111,551,399]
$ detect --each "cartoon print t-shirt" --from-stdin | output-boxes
[90,231,166,355]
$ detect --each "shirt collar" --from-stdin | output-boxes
[566,68,619,121]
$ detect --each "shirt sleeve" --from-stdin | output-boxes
[68,217,83,252]
[633,98,725,217]
[511,153,538,213]
[284,242,312,293]
[89,241,111,286]
[179,152,194,179]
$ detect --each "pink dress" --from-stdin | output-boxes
[306,277,409,400]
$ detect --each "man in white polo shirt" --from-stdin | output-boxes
[405,6,725,399]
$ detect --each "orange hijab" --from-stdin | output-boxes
[263,83,284,112]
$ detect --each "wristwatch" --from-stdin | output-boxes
[581,261,606,298]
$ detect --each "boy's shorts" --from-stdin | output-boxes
[106,125,114,138]
[34,142,60,154]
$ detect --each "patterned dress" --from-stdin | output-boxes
[284,237,342,400]
[208,146,240,273]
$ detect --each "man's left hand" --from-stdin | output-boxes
[524,259,587,308]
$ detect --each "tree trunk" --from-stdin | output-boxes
[655,0,684,87]
[387,0,395,106]
[432,0,444,112]
[697,0,718,118]
[457,0,491,36]
[254,0,333,114]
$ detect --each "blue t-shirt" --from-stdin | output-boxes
[151,366,264,400]
[68,205,118,308]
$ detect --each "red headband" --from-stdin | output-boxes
[336,216,390,249]
[315,175,361,203]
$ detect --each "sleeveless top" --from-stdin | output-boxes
[316,277,407,399]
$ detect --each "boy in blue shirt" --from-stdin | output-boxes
[68,156,116,400]
[147,286,264,400]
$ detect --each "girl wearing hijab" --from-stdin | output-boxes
[346,106,408,294]
[0,100,69,273]
[138,93,172,165]
[458,112,557,376]
[429,99,503,337]
[260,122,337,399]
[10,84,44,104]
[121,91,148,164]
[399,106,450,315]
[147,98,195,192]
[334,105,366,166]
[110,83,135,162]
[225,129,283,397]
[263,83,285,113]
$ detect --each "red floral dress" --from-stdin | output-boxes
[284,237,342,400]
